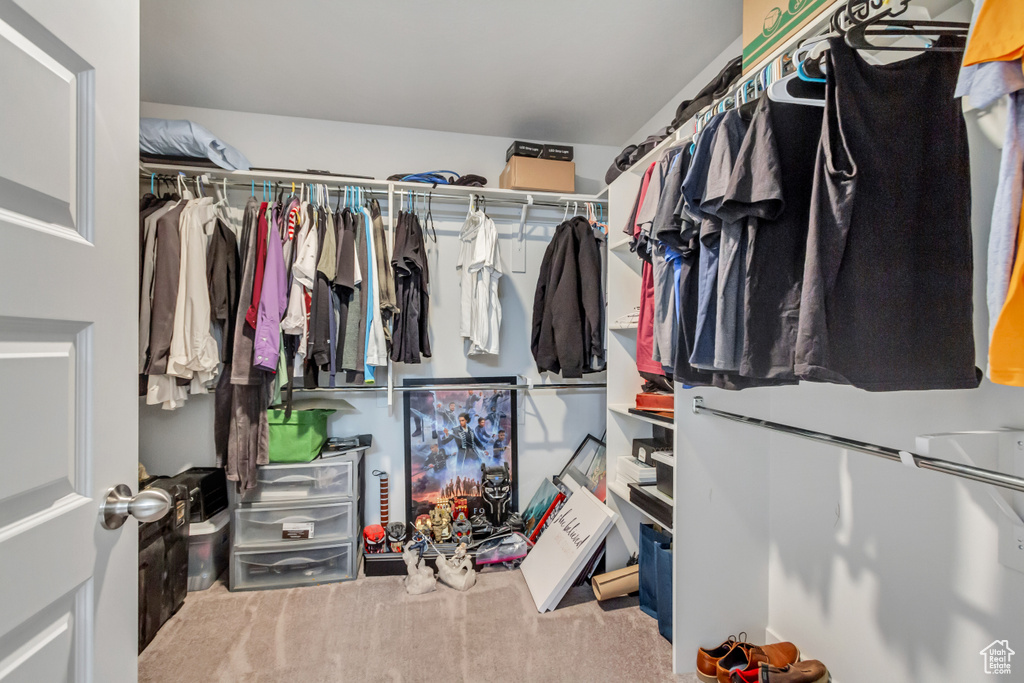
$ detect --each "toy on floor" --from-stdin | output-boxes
[402,534,436,595]
[436,543,477,591]
[475,531,531,570]
[414,513,432,538]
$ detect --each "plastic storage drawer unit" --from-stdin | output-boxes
[234,500,354,547]
[230,541,355,591]
[188,508,230,591]
[241,459,354,504]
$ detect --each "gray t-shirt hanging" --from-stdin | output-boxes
[699,109,750,373]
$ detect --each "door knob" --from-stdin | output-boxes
[101,484,172,530]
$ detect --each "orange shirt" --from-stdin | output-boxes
[989,203,1024,386]
[962,0,1024,67]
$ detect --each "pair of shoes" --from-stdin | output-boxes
[730,661,830,683]
[696,636,800,683]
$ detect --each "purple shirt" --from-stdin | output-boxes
[254,216,288,372]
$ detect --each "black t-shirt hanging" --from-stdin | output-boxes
[719,96,823,380]
[795,37,980,391]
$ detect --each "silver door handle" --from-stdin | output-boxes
[101,484,172,529]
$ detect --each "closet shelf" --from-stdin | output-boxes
[609,321,638,331]
[610,236,632,251]
[607,480,673,533]
[139,162,607,207]
[609,404,674,427]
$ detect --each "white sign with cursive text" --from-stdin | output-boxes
[521,485,618,612]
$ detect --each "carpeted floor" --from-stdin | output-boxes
[139,567,696,683]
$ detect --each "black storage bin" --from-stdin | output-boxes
[138,482,190,653]
[169,467,228,522]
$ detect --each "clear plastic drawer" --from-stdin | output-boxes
[234,501,354,547]
[230,541,355,591]
[241,459,354,503]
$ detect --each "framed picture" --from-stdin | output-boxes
[404,377,518,521]
[559,434,606,502]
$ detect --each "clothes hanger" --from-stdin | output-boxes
[768,48,826,107]
[841,0,966,52]
[426,191,437,242]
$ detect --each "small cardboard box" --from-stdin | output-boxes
[743,0,832,73]
[499,156,575,193]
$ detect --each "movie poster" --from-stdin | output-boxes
[404,377,518,520]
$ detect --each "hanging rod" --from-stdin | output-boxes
[293,382,606,393]
[691,397,1024,494]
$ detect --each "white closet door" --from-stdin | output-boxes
[0,0,140,681]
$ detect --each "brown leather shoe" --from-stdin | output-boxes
[760,642,800,668]
[716,644,770,683]
[730,660,830,683]
[697,633,748,683]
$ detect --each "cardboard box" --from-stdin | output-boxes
[591,564,640,601]
[499,156,575,193]
[743,0,832,73]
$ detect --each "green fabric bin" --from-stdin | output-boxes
[267,409,335,463]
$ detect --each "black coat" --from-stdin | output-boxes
[531,217,603,378]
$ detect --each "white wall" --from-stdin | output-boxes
[670,3,1024,681]
[140,103,617,195]
[139,102,612,523]
[621,36,744,148]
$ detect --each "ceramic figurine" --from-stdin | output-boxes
[436,543,477,591]
[402,540,436,595]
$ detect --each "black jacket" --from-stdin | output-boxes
[531,217,604,378]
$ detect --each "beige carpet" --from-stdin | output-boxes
[139,567,696,683]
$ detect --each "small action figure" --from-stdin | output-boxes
[452,516,472,544]
[386,521,408,553]
[429,506,453,543]
[415,514,432,538]
[436,543,476,591]
[363,524,386,554]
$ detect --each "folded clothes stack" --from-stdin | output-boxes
[696,633,830,683]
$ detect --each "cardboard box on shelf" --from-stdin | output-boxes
[499,156,575,193]
[743,0,832,73]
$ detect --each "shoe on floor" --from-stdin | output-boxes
[696,633,748,683]
[716,642,800,683]
[730,660,830,683]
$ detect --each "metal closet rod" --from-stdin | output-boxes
[692,397,1024,494]
[293,382,606,393]
[140,172,606,210]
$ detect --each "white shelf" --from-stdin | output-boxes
[139,162,607,205]
[608,480,673,533]
[610,236,632,251]
[609,321,638,331]
[609,404,674,427]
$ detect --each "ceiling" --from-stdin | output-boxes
[140,0,743,147]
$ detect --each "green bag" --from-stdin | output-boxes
[267,409,335,463]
